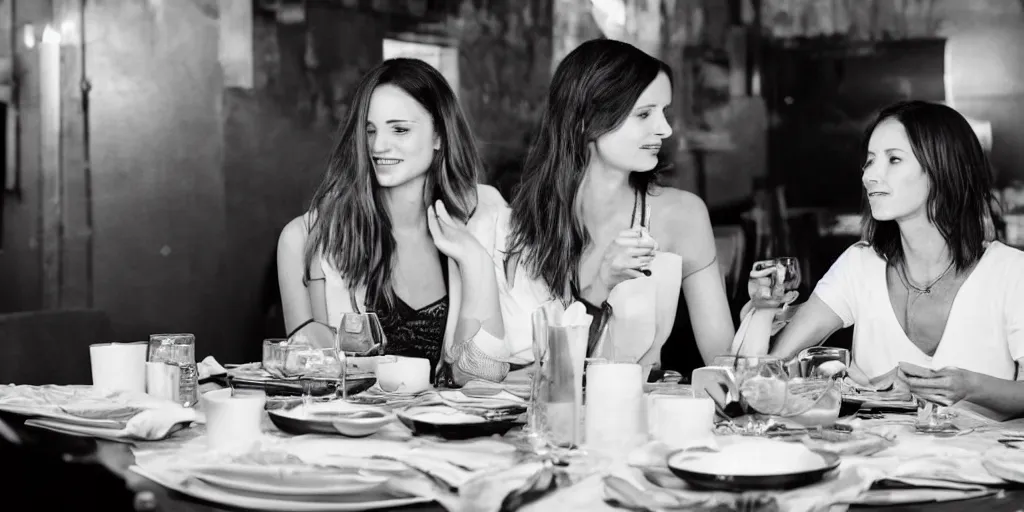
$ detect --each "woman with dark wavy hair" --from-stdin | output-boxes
[759,100,1024,419]
[277,58,511,386]
[499,39,735,379]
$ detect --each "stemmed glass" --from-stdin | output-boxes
[336,312,387,356]
[281,345,347,411]
[751,257,802,308]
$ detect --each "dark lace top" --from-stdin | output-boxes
[376,255,449,383]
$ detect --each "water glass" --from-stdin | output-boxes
[526,301,586,452]
[147,333,198,407]
[797,347,851,379]
[336,312,386,356]
[262,338,289,379]
[281,345,347,409]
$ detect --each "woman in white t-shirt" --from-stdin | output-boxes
[750,101,1024,420]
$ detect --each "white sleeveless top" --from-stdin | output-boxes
[814,241,1024,385]
[493,200,682,374]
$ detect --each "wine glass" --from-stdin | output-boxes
[281,345,347,411]
[336,312,387,356]
[712,355,789,434]
[751,257,802,308]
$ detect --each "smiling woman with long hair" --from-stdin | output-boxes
[277,58,512,386]
[756,100,1024,420]
[499,40,736,379]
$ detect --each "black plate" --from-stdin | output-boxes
[839,398,862,417]
[227,375,376,398]
[667,449,841,491]
[396,406,523,440]
[267,404,395,437]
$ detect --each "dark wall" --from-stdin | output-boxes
[0,0,48,314]
[86,0,229,350]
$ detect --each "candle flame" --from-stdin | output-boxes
[42,25,61,44]
[23,24,36,49]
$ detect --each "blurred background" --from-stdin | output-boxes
[1,0,1023,378]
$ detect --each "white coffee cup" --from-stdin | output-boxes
[89,342,148,393]
[375,356,431,393]
[202,388,266,451]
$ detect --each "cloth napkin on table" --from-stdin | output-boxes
[437,388,526,415]
[0,384,200,442]
[460,377,532,401]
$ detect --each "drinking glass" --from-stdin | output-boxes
[752,257,802,308]
[336,312,387,356]
[281,345,347,410]
[262,338,289,379]
[524,301,557,453]
[147,333,199,407]
[713,355,841,430]
[712,355,788,434]
[796,347,851,379]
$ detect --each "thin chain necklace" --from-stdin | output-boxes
[896,258,953,341]
[896,259,955,295]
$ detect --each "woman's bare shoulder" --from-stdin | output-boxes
[278,214,311,253]
[648,187,713,256]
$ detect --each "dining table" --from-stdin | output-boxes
[3,382,1024,512]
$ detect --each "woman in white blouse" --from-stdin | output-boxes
[752,101,1024,420]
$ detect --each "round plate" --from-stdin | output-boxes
[666,448,840,491]
[191,465,387,496]
[396,405,522,440]
[268,401,395,437]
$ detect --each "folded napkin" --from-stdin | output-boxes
[133,434,516,511]
[982,447,1024,484]
[438,389,526,416]
[461,378,531,401]
[0,385,200,441]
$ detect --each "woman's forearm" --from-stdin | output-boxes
[967,373,1024,419]
[455,249,505,343]
[767,295,844,360]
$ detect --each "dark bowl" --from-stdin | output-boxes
[395,406,523,440]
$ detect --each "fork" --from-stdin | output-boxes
[733,493,779,512]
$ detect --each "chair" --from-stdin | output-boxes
[0,309,114,385]
[713,224,746,302]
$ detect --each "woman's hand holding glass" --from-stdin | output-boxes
[743,258,802,335]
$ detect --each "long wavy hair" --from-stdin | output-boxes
[506,39,673,300]
[303,58,482,309]
[861,100,997,272]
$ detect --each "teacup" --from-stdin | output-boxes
[375,356,431,394]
